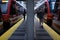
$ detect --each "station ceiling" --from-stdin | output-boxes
[16,0,45,10]
[2,0,45,10]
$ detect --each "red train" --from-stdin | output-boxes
[0,0,60,35]
[0,0,23,31]
[44,0,60,34]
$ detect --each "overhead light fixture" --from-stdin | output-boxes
[16,0,45,10]
[34,0,45,10]
[16,1,26,9]
[2,1,8,2]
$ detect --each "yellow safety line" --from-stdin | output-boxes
[43,23,60,40]
[0,18,24,40]
[35,17,60,40]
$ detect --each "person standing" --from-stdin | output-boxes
[20,7,26,20]
[23,9,26,20]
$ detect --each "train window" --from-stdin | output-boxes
[1,2,8,14]
[51,2,55,10]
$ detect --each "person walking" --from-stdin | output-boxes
[37,10,44,28]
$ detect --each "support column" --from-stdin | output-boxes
[26,0,34,40]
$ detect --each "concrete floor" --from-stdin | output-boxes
[9,14,53,40]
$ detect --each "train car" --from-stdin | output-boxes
[44,0,54,26]
[54,0,60,21]
[1,0,23,31]
[52,0,60,34]
[44,0,60,34]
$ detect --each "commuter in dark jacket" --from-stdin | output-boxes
[37,10,44,27]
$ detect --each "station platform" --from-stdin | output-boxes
[9,19,27,40]
[8,15,53,40]
[0,15,60,40]
[1,0,60,40]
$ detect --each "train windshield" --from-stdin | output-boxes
[1,2,8,14]
[51,2,55,10]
